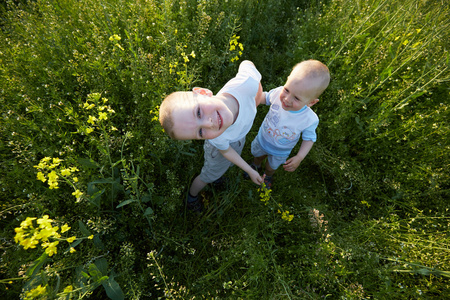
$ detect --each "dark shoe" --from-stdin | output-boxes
[243,162,262,179]
[263,175,273,190]
[186,193,203,213]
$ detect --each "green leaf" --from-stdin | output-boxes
[95,258,108,275]
[78,158,100,168]
[78,221,91,236]
[81,271,90,279]
[90,177,117,184]
[102,275,125,300]
[88,263,103,281]
[116,199,137,208]
[143,207,154,216]
[179,151,196,156]
[88,188,105,208]
[141,193,152,203]
[26,253,48,277]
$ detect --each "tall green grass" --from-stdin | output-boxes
[1,0,449,298]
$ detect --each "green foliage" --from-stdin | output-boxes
[1,0,449,299]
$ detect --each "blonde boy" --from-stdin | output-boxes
[249,59,330,189]
[159,60,264,211]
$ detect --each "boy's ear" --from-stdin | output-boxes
[307,98,319,107]
[192,87,213,97]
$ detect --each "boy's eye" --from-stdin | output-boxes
[199,128,203,138]
[197,107,201,118]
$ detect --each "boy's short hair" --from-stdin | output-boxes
[291,60,330,99]
[159,91,185,139]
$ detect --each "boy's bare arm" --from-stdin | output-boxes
[219,147,263,185]
[255,84,266,106]
[283,140,314,172]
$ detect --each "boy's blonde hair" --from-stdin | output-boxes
[159,91,187,139]
[291,60,330,99]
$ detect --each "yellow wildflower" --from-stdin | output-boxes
[281,211,294,222]
[42,157,52,163]
[48,181,59,189]
[83,102,95,109]
[88,115,97,125]
[37,172,46,182]
[34,162,46,169]
[70,247,76,253]
[35,227,56,241]
[60,168,71,176]
[44,241,59,256]
[52,158,62,165]
[88,235,94,240]
[20,217,36,229]
[14,229,28,243]
[48,171,59,189]
[73,177,79,183]
[37,215,53,229]
[72,189,83,199]
[67,236,76,243]
[25,285,47,299]
[109,34,121,41]
[48,171,58,181]
[21,237,39,249]
[63,285,73,293]
[61,224,71,233]
[86,127,94,134]
[98,112,108,120]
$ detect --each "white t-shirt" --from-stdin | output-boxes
[208,61,261,150]
[256,86,319,156]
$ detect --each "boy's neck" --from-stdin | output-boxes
[219,93,239,123]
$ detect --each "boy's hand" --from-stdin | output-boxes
[249,169,264,185]
[283,156,303,172]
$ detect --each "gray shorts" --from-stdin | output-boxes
[199,138,245,183]
[250,138,287,170]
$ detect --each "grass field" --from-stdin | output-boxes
[1,0,449,298]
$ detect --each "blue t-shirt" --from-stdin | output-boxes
[256,86,319,156]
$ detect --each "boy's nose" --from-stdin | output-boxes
[201,116,215,129]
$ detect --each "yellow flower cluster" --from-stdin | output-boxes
[181,50,196,63]
[109,34,124,50]
[149,105,160,123]
[258,184,294,222]
[229,34,244,62]
[82,93,116,134]
[258,183,272,205]
[279,209,294,222]
[24,284,47,300]
[169,62,178,74]
[14,215,75,257]
[34,157,79,190]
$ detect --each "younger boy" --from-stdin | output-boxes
[159,60,265,211]
[249,59,330,189]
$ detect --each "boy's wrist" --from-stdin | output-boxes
[294,154,305,161]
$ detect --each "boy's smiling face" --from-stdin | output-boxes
[279,75,319,111]
[171,92,234,140]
